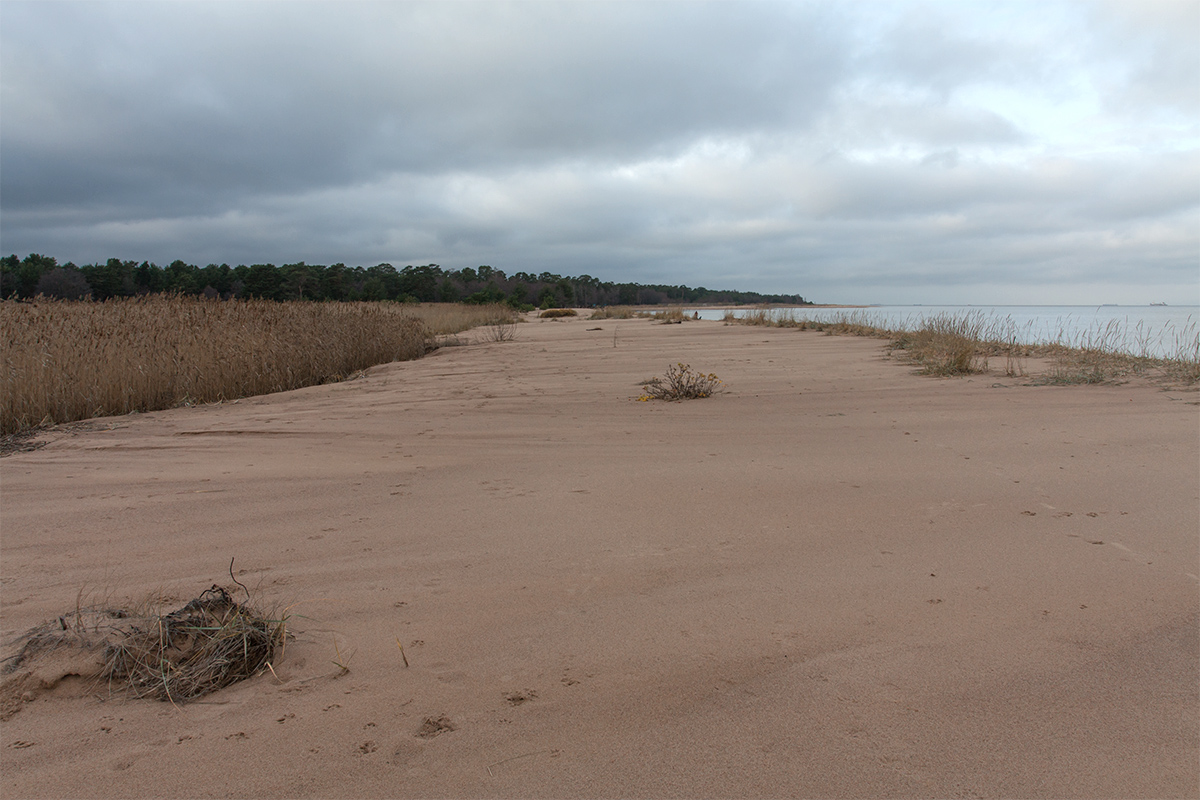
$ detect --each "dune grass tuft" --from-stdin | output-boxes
[2,585,285,707]
[888,312,990,376]
[102,586,284,702]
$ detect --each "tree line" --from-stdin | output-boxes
[0,254,810,308]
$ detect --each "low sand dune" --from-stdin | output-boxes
[2,315,1196,798]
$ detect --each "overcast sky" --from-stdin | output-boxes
[2,1,1197,304]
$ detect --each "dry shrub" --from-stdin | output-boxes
[639,362,724,400]
[1,586,284,712]
[480,319,518,342]
[539,308,577,318]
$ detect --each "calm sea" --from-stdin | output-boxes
[693,305,1200,359]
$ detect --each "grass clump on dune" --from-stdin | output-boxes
[889,312,990,376]
[1,584,286,712]
[102,586,284,702]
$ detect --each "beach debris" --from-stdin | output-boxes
[1,583,285,716]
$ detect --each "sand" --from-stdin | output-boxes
[1,315,1197,799]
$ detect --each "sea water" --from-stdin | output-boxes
[691,305,1200,360]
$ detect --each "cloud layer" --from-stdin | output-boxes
[2,0,1197,303]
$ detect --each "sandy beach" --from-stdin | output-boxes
[2,315,1196,799]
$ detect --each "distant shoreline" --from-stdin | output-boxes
[610,303,871,310]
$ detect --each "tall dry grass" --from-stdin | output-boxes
[644,307,690,323]
[889,312,992,375]
[588,306,637,320]
[731,308,1200,384]
[403,302,516,335]
[1,297,516,434]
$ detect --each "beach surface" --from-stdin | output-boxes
[2,315,1197,798]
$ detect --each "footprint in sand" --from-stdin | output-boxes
[415,716,455,738]
[505,689,538,706]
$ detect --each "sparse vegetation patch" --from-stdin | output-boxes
[639,363,724,401]
[730,309,1200,386]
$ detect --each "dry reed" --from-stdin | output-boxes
[644,307,688,323]
[403,302,516,335]
[588,306,637,320]
[1,297,517,434]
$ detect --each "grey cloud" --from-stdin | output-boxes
[2,2,849,216]
[1,0,1196,305]
[1085,0,1200,117]
[820,98,1026,151]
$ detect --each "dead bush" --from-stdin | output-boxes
[639,363,724,401]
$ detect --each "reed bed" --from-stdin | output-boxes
[402,302,517,335]
[643,307,692,323]
[1,297,516,434]
[590,306,698,322]
[732,308,1200,384]
[588,306,638,320]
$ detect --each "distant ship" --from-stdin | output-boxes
[1150,302,1168,306]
